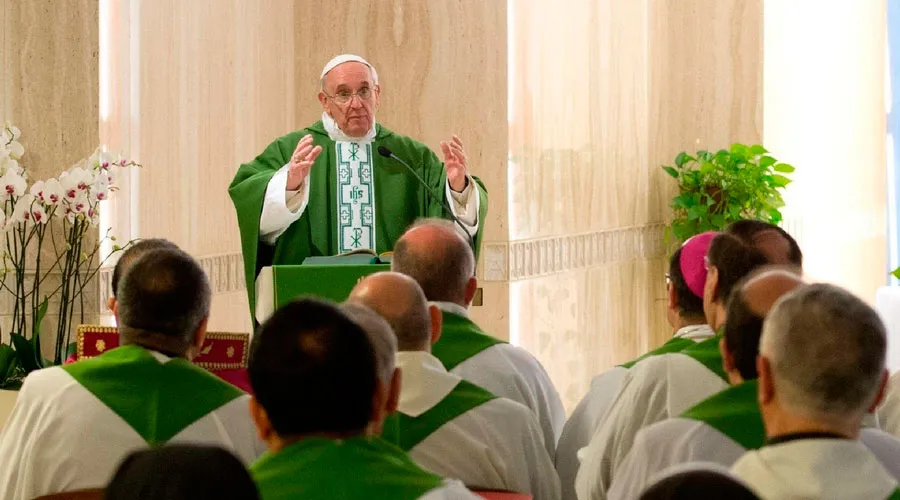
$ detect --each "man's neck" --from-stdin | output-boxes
[764,411,861,441]
[271,429,369,453]
[120,336,189,359]
[672,315,706,330]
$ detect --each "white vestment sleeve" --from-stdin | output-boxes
[419,479,482,499]
[259,163,311,245]
[445,175,480,235]
[0,380,41,500]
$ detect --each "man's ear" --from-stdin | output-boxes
[720,337,736,376]
[387,368,401,414]
[249,397,274,445]
[428,304,443,345]
[667,282,677,311]
[869,369,890,413]
[188,317,209,360]
[464,276,479,306]
[107,297,116,314]
[758,355,775,405]
[318,90,328,110]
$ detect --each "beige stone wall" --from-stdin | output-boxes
[0,0,99,358]
[507,0,763,410]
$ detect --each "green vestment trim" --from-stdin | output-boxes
[678,334,728,381]
[250,435,444,500]
[619,337,695,369]
[680,380,764,450]
[887,488,900,500]
[229,122,489,319]
[62,345,244,445]
[432,311,505,371]
[382,380,498,451]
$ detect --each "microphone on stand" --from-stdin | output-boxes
[377,145,476,254]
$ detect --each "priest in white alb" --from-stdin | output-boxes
[730,284,900,499]
[347,273,561,500]
[0,248,263,500]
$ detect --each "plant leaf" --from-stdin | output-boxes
[11,333,40,374]
[750,145,768,155]
[773,163,795,173]
[759,156,777,168]
[662,166,679,178]
[674,153,688,168]
[771,174,792,188]
[892,267,900,280]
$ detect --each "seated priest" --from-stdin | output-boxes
[610,269,900,499]
[247,298,479,500]
[107,238,178,312]
[346,273,561,500]
[392,218,565,457]
[730,284,900,499]
[0,248,263,500]
[576,231,773,500]
[229,53,487,318]
[556,231,717,500]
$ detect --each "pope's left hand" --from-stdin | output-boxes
[441,135,468,192]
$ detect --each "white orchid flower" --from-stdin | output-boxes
[30,203,48,225]
[11,194,35,223]
[59,167,92,200]
[0,170,27,201]
[93,171,110,201]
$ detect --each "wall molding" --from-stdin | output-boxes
[97,225,667,307]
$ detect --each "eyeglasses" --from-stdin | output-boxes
[323,87,374,105]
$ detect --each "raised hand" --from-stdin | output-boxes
[440,135,468,192]
[287,134,323,191]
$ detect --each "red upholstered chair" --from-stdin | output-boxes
[474,491,533,500]
[74,325,252,393]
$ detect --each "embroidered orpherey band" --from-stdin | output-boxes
[336,142,376,253]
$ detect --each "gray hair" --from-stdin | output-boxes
[392,218,475,303]
[760,283,887,421]
[340,303,397,384]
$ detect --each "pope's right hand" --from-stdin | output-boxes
[287,134,323,191]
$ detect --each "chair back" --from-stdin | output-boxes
[32,488,104,500]
[75,325,249,369]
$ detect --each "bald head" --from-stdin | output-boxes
[340,303,397,384]
[723,267,806,380]
[725,220,803,269]
[392,219,475,305]
[349,272,432,351]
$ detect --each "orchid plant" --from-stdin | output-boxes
[0,123,138,388]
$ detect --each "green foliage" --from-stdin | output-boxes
[661,143,794,245]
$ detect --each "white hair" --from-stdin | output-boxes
[760,284,886,422]
[340,303,396,384]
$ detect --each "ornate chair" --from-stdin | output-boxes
[75,325,251,392]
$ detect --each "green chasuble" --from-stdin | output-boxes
[382,379,497,451]
[62,345,244,445]
[680,380,765,450]
[433,311,505,371]
[250,436,444,500]
[618,336,695,369]
[229,121,489,317]
[678,334,728,381]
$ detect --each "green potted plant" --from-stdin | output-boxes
[662,143,795,245]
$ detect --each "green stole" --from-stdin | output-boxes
[432,311,505,371]
[619,336,695,369]
[228,121,489,318]
[680,380,764,449]
[678,334,728,381]
[382,380,498,451]
[250,436,444,500]
[888,489,900,499]
[62,345,244,445]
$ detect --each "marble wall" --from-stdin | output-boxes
[0,0,99,357]
[507,0,763,410]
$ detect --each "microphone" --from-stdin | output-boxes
[377,145,476,254]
